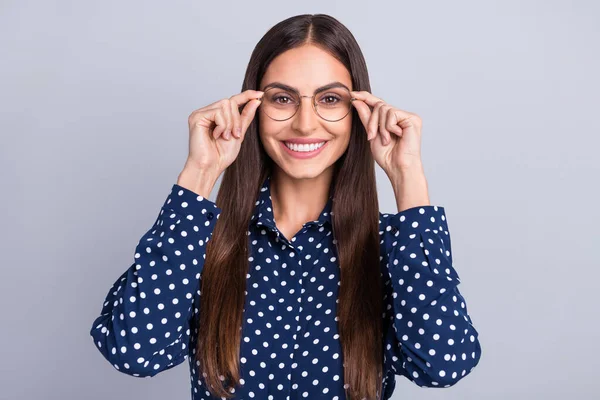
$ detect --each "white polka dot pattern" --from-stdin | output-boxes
[90,175,481,400]
[90,186,221,378]
[379,207,481,393]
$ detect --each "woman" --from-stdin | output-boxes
[90,13,481,400]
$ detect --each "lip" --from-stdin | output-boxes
[280,140,329,159]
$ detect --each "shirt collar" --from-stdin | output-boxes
[250,174,334,231]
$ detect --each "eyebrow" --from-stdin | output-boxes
[260,81,351,94]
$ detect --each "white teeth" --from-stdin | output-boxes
[284,141,326,152]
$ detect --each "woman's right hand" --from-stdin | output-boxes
[184,89,264,174]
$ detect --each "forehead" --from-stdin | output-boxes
[260,45,353,92]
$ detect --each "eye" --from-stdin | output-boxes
[273,95,294,105]
[320,94,341,105]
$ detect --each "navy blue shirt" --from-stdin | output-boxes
[90,174,481,399]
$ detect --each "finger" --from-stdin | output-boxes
[205,89,261,111]
[205,104,226,140]
[211,109,227,139]
[385,110,403,138]
[230,89,265,104]
[220,100,233,140]
[367,101,385,141]
[350,90,385,108]
[379,105,392,146]
[231,89,265,115]
[209,90,263,140]
[238,98,263,140]
[392,109,420,133]
[350,98,372,138]
[229,98,242,138]
[232,89,264,136]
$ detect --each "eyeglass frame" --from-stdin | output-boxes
[255,83,357,122]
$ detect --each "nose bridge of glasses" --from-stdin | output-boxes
[294,94,319,115]
[295,95,318,122]
[298,94,316,104]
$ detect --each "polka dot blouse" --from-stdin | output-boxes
[90,174,481,399]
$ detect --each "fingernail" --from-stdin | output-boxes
[225,130,231,139]
[235,127,241,137]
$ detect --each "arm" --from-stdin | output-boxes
[89,183,221,377]
[379,205,482,387]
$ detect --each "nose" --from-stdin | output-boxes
[291,96,319,134]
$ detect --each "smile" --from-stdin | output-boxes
[280,141,329,159]
[284,141,326,152]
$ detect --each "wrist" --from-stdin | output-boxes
[388,165,430,212]
[387,162,426,184]
[177,165,221,198]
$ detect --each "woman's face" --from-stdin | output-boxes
[258,44,353,180]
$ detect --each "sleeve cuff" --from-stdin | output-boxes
[161,184,223,227]
[383,205,448,237]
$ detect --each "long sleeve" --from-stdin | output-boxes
[379,205,481,388]
[89,184,221,377]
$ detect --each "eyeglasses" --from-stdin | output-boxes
[256,86,356,122]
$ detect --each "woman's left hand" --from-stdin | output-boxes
[350,91,424,175]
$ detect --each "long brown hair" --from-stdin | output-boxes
[195,13,383,400]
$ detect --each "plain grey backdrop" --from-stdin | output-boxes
[1,0,599,399]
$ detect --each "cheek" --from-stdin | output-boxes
[257,125,281,159]
[335,121,353,148]
[336,133,352,154]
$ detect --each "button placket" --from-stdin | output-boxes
[289,254,305,397]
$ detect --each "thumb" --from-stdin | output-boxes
[351,99,372,131]
[239,99,263,139]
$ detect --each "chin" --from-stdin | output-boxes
[281,167,327,180]
[275,156,337,180]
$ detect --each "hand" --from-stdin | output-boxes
[350,91,424,175]
[185,89,264,175]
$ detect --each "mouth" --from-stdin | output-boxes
[280,140,329,159]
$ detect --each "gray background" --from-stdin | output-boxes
[1,0,598,399]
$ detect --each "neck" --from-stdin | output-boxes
[270,166,334,227]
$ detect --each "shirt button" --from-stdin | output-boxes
[206,212,214,220]
[391,226,398,234]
